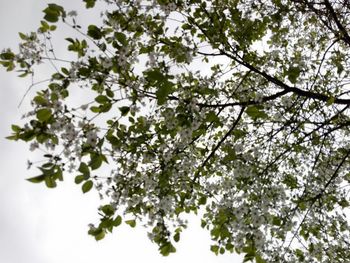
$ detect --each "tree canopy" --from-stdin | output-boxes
[2,0,350,262]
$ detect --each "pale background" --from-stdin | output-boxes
[0,1,242,262]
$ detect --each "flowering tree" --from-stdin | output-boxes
[2,0,350,262]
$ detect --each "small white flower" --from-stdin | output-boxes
[270,50,279,59]
[102,58,113,69]
[161,3,177,15]
[78,120,87,128]
[254,92,264,103]
[67,10,78,17]
[186,51,193,63]
[27,160,33,170]
[242,152,253,162]
[45,141,55,151]
[62,123,78,140]
[29,142,39,151]
[95,182,103,191]
[130,105,139,115]
[68,163,76,172]
[88,223,96,230]
[63,148,71,158]
[234,143,243,153]
[81,104,89,111]
[148,52,157,67]
[163,151,172,162]
[274,112,283,122]
[65,123,75,133]
[117,55,128,67]
[86,130,98,147]
[179,128,192,142]
[111,191,120,201]
[281,96,293,108]
[52,100,63,111]
[147,232,155,241]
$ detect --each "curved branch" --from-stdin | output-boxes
[220,49,350,105]
[323,0,350,46]
[193,106,246,183]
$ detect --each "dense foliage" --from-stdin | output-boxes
[2,0,350,262]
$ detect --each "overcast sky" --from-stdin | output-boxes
[0,1,243,262]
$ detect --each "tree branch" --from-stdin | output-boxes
[323,0,350,46]
[220,49,350,105]
[192,106,246,184]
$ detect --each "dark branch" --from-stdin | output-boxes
[193,106,246,183]
[323,0,350,46]
[220,49,350,105]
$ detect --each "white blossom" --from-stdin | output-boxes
[29,142,39,151]
[86,130,98,147]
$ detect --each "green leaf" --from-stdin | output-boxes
[225,243,234,251]
[211,245,219,255]
[282,174,298,189]
[156,82,173,105]
[101,205,115,216]
[34,95,48,106]
[174,232,180,242]
[95,229,106,241]
[107,135,120,148]
[106,89,114,98]
[146,69,166,82]
[287,66,300,84]
[43,4,65,23]
[89,154,103,170]
[95,95,109,104]
[119,106,130,116]
[205,111,222,126]
[243,252,256,262]
[125,219,136,228]
[36,108,52,122]
[26,175,46,183]
[115,32,127,45]
[99,103,112,113]
[295,249,305,261]
[19,130,36,142]
[55,166,63,181]
[19,32,27,40]
[39,21,50,32]
[87,25,102,40]
[326,97,335,106]
[256,254,267,263]
[272,216,281,226]
[61,67,69,75]
[0,51,15,60]
[75,175,86,184]
[11,125,21,132]
[78,162,90,176]
[160,242,176,256]
[90,106,100,113]
[339,198,350,208]
[0,60,13,70]
[246,106,268,120]
[6,135,18,141]
[44,176,57,188]
[113,215,122,227]
[198,196,207,205]
[82,180,93,193]
[83,0,96,8]
[52,72,64,80]
[88,227,105,241]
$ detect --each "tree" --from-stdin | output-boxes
[2,0,350,261]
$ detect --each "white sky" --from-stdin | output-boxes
[0,1,243,262]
